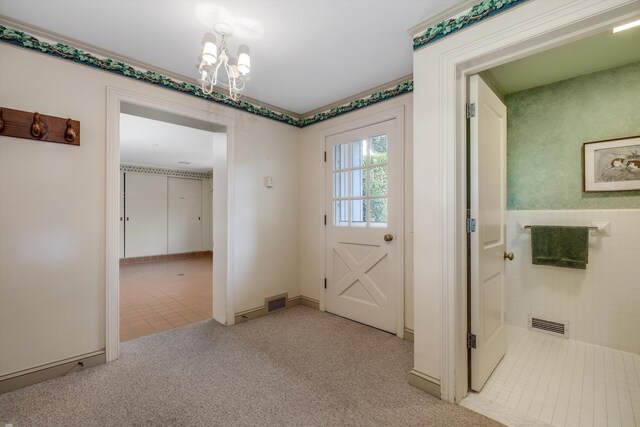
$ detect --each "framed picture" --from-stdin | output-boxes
[583,135,640,192]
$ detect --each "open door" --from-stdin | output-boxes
[469,74,508,391]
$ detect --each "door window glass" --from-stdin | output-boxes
[332,134,388,227]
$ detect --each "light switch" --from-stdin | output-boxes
[264,176,274,187]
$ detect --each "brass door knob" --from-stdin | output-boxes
[384,234,393,242]
[504,252,514,261]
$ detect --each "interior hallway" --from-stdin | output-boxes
[119,255,212,341]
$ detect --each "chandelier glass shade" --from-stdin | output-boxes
[198,26,251,101]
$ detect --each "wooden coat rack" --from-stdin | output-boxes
[0,107,80,146]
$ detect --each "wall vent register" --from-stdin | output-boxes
[529,316,569,338]
[267,296,287,312]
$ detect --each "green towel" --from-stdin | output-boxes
[530,226,589,269]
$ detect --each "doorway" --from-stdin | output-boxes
[463,25,640,426]
[410,0,640,404]
[105,88,235,362]
[118,108,222,341]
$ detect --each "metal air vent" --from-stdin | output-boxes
[529,316,569,338]
[267,296,287,312]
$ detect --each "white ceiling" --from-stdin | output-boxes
[0,0,461,114]
[120,113,218,172]
[487,23,640,95]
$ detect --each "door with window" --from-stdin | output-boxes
[325,119,400,334]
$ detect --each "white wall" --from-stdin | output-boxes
[507,210,640,355]
[299,94,414,331]
[0,44,301,376]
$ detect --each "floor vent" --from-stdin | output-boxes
[529,316,569,338]
[267,295,287,312]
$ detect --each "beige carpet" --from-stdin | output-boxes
[0,306,501,426]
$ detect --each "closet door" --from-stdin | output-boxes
[168,177,202,254]
[125,173,168,257]
[119,171,125,258]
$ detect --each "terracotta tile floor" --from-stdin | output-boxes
[119,256,213,342]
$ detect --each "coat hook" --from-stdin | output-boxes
[31,112,42,137]
[65,119,76,142]
[0,109,4,132]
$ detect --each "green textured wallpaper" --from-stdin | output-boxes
[506,61,640,210]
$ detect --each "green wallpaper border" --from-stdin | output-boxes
[0,25,413,128]
[413,0,530,50]
[299,80,413,127]
[120,164,212,179]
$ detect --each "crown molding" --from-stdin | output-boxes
[0,15,189,87]
[301,74,413,118]
[0,15,302,120]
[407,0,478,37]
[300,79,413,127]
[0,20,414,128]
[413,0,531,51]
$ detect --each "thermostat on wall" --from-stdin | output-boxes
[264,176,274,188]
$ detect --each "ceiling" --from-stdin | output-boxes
[486,21,640,95]
[0,0,461,115]
[120,113,218,172]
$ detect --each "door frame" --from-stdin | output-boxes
[320,106,405,338]
[412,0,639,403]
[105,87,236,362]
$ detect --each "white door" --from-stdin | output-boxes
[125,173,168,257]
[168,177,202,254]
[325,119,400,334]
[119,171,125,258]
[469,74,508,391]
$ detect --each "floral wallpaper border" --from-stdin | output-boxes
[0,25,301,127]
[300,80,413,127]
[121,164,212,179]
[413,0,530,50]
[0,24,413,128]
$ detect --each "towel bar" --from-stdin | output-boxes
[523,225,599,231]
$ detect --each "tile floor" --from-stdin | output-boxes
[119,256,213,342]
[462,326,640,427]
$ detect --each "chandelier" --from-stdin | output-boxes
[198,23,251,101]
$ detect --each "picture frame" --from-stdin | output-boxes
[583,135,640,192]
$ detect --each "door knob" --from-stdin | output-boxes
[384,234,393,242]
[504,252,514,261]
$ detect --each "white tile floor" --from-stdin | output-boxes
[461,326,640,427]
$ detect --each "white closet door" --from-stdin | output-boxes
[201,178,213,251]
[168,177,202,254]
[119,171,125,258]
[125,173,168,257]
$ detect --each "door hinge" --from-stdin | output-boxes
[324,214,327,226]
[466,218,476,233]
[324,151,327,162]
[324,278,327,289]
[466,102,476,118]
[467,333,476,349]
